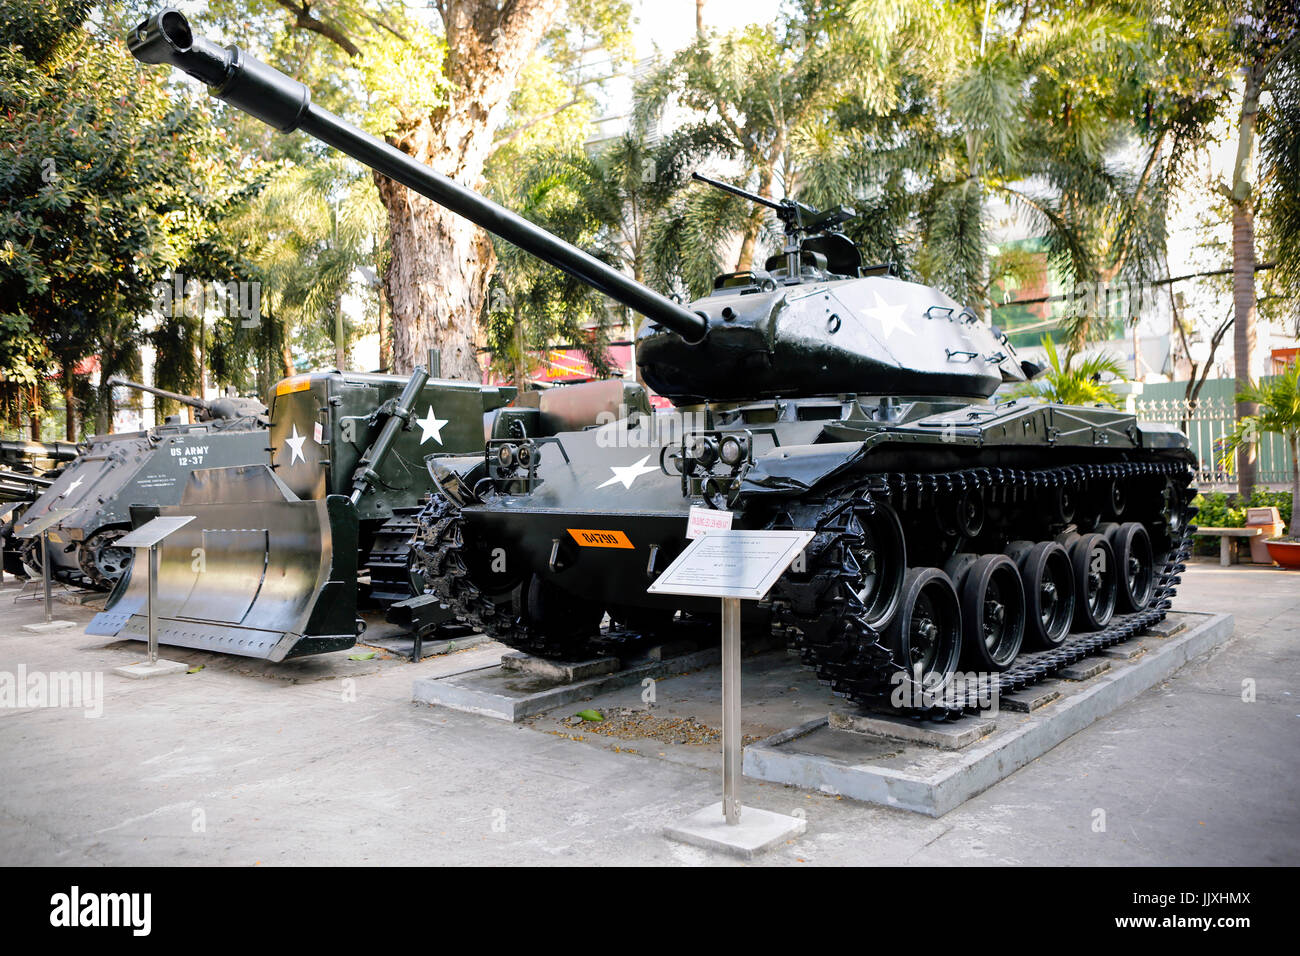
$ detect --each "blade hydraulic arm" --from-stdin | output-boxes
[348,366,429,505]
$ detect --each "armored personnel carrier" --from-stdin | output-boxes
[14,380,268,589]
[127,11,1194,699]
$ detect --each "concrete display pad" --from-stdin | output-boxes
[20,620,76,633]
[112,659,189,680]
[362,631,491,661]
[744,611,1232,817]
[665,802,806,859]
[413,644,725,722]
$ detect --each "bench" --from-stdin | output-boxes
[1195,526,1263,566]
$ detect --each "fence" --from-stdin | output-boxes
[1134,391,1292,488]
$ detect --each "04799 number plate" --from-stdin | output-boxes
[566,528,634,549]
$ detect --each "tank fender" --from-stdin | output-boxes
[739,441,867,496]
[1136,421,1193,451]
[426,454,488,506]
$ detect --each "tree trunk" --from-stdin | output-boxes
[378,0,563,381]
[695,0,706,38]
[97,379,112,435]
[1291,431,1299,537]
[1231,62,1263,497]
[734,159,778,272]
[62,362,76,441]
[377,284,391,372]
[380,174,495,380]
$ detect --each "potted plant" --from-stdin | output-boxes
[1221,362,1300,569]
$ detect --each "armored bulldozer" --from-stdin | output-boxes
[87,350,641,660]
[128,10,1194,701]
[13,380,268,589]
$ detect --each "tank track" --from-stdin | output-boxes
[773,460,1195,717]
[77,528,132,591]
[413,459,1195,715]
[364,508,424,604]
[412,495,546,651]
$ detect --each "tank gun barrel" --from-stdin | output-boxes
[128,9,709,345]
[107,376,207,411]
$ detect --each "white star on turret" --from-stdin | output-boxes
[864,289,913,340]
[59,477,84,498]
[284,423,308,464]
[597,455,658,490]
[415,406,448,445]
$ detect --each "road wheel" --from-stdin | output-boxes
[958,554,1025,671]
[1070,533,1117,631]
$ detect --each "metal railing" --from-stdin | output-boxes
[1134,394,1292,487]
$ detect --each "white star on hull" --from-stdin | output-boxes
[597,455,658,490]
[415,406,449,445]
[864,289,913,341]
[284,423,308,464]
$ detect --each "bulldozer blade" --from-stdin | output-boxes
[87,464,360,662]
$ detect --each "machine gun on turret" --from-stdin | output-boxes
[107,377,267,423]
[690,171,862,285]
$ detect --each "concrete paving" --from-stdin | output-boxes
[0,556,1297,866]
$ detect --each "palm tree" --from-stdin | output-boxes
[1219,361,1300,536]
[634,15,849,288]
[481,145,621,391]
[230,155,386,374]
[1011,336,1127,407]
[825,0,1187,321]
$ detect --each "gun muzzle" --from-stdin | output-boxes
[129,9,310,133]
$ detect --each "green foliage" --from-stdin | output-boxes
[1259,41,1300,330]
[482,145,619,388]
[0,0,259,435]
[1218,362,1300,470]
[1191,489,1293,552]
[1218,361,1300,534]
[1010,336,1127,407]
[635,16,849,292]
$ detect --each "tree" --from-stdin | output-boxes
[1220,360,1300,536]
[636,15,846,277]
[824,0,1197,321]
[226,0,631,381]
[0,0,256,438]
[1011,337,1128,407]
[481,152,619,389]
[1213,1,1300,495]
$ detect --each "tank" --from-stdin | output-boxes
[127,11,1195,702]
[13,380,268,589]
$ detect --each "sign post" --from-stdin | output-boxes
[110,515,196,679]
[14,508,77,632]
[652,528,814,855]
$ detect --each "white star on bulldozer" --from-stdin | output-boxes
[284,423,308,464]
[59,477,84,497]
[597,454,658,490]
[415,406,448,445]
[864,288,913,340]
